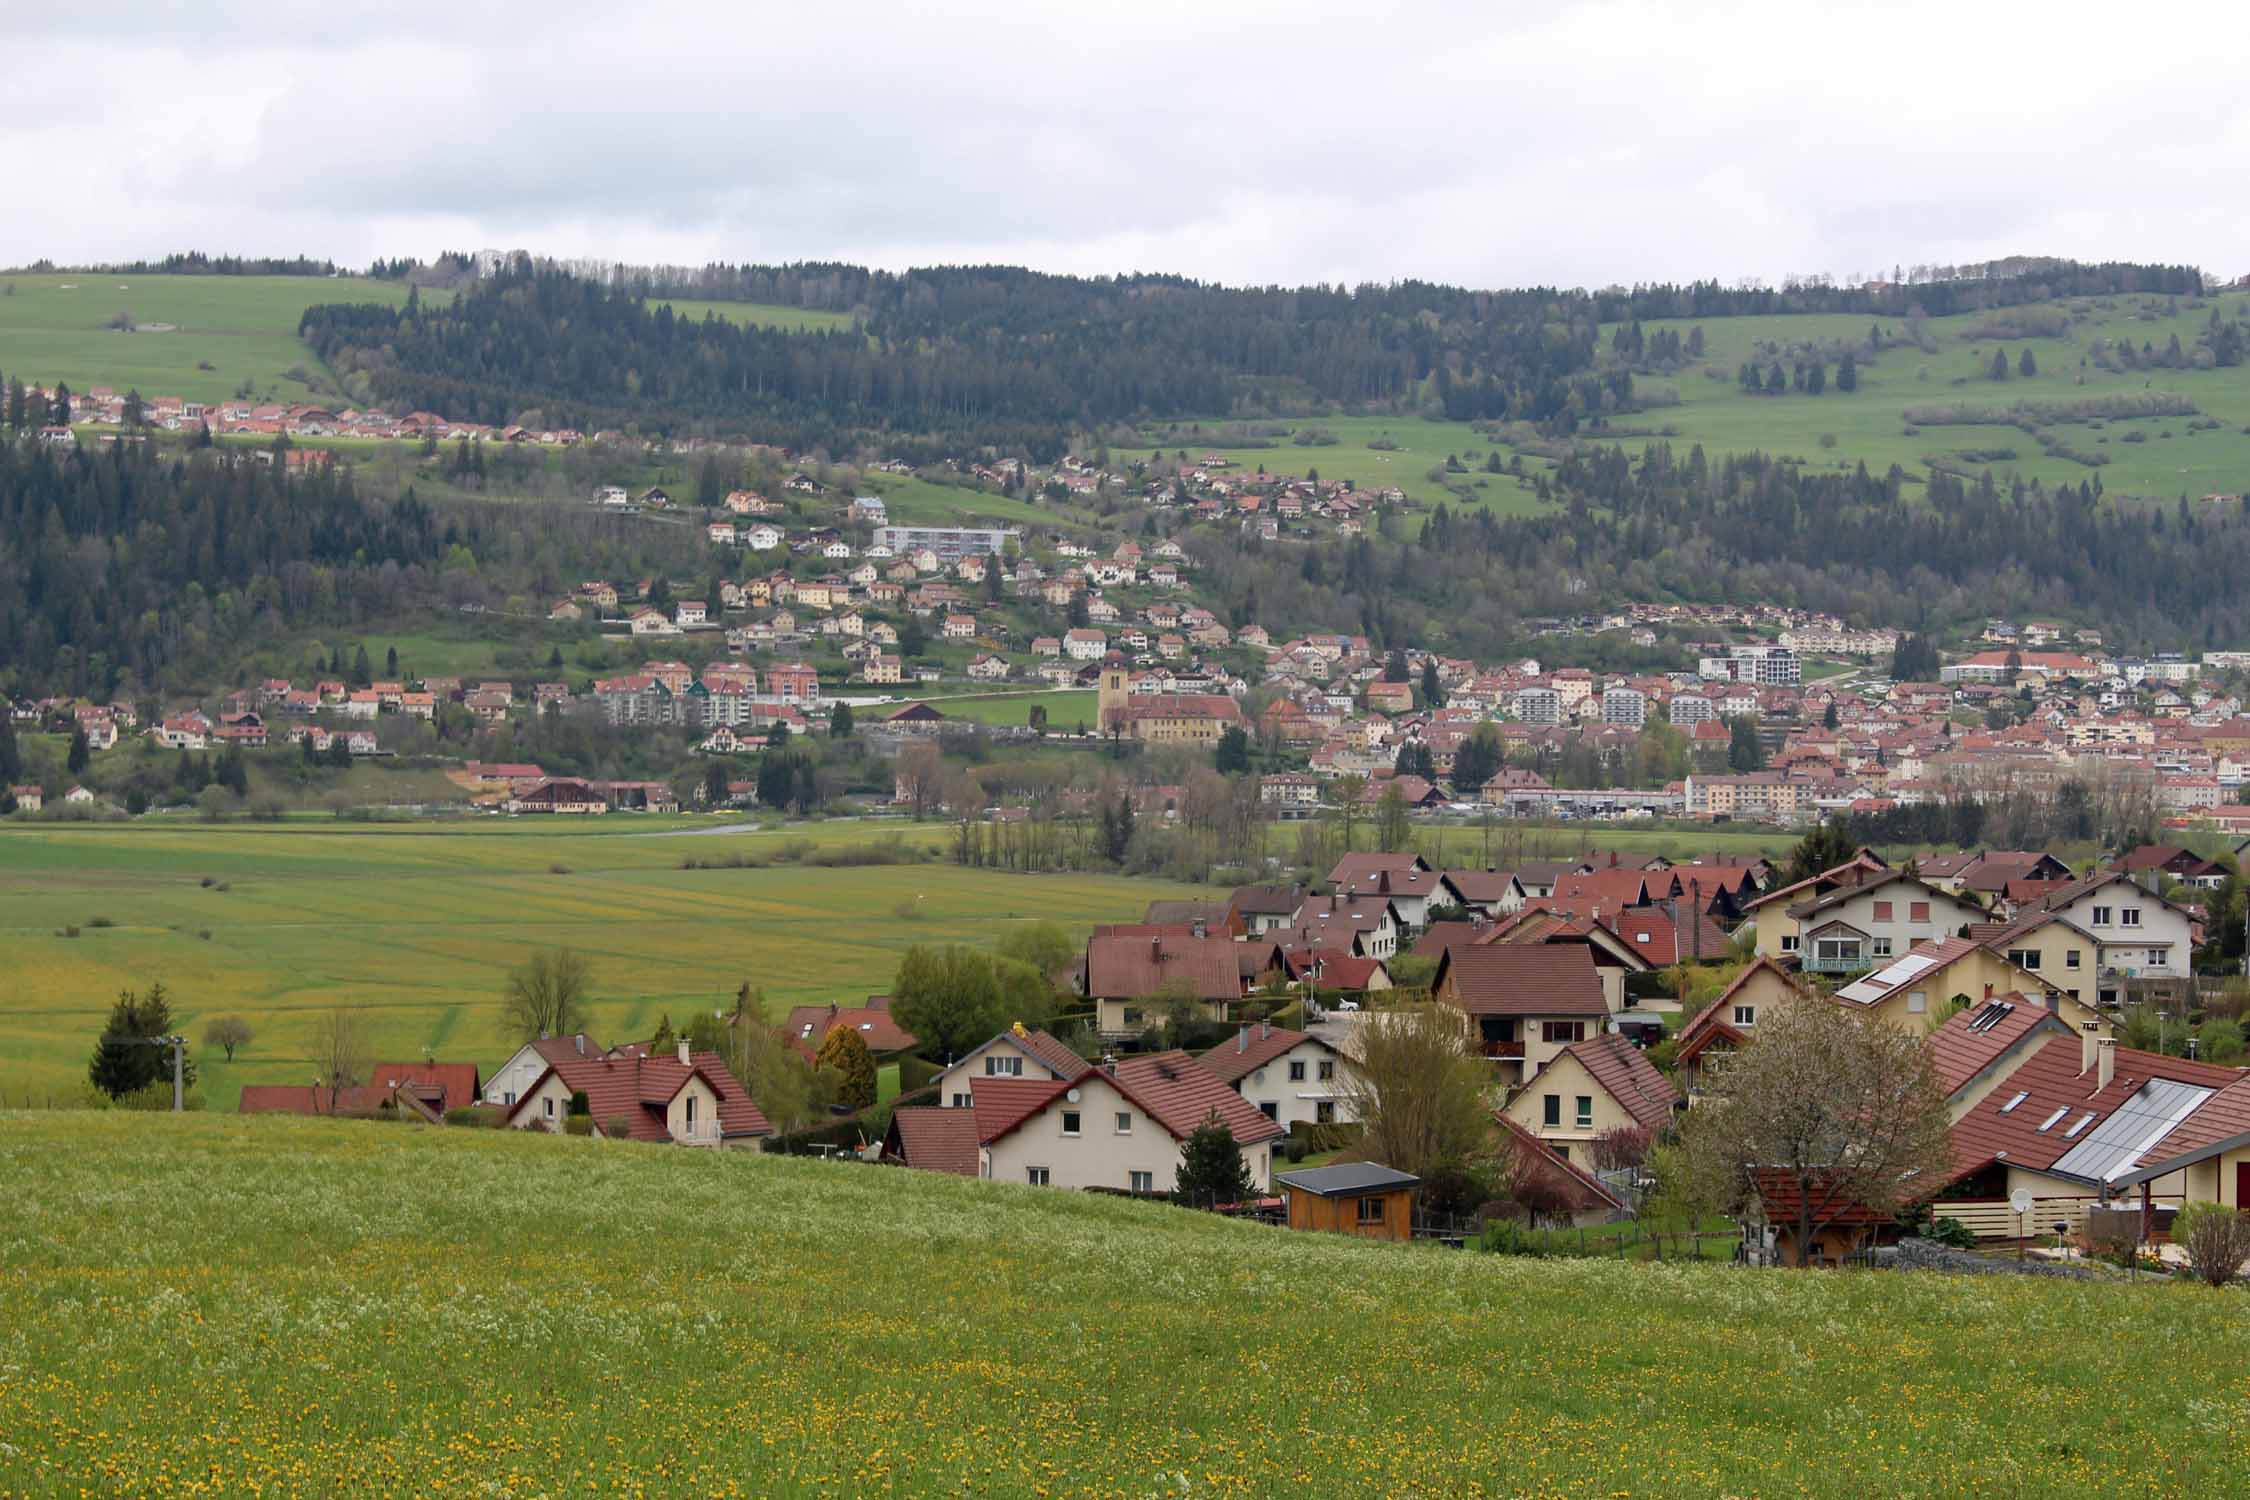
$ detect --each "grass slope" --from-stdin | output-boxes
[0,272,421,405]
[3,1113,2246,1497]
[1600,293,2250,500]
[0,822,1188,1109]
[650,296,858,333]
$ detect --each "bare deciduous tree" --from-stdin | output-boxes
[313,1007,371,1111]
[1675,988,1953,1267]
[501,947,592,1043]
[894,742,944,820]
[202,1015,253,1062]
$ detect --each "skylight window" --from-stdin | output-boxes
[1999,1091,2029,1114]
[2037,1106,2070,1133]
[2063,1112,2096,1138]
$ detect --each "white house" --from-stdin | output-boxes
[1194,1023,1362,1130]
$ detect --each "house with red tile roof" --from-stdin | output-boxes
[1432,942,1612,1088]
[1743,1168,1903,1266]
[1672,958,1808,1087]
[1938,1028,2248,1238]
[782,999,918,1056]
[367,1060,482,1114]
[1491,1115,1627,1227]
[482,1032,606,1107]
[1194,1022,1362,1130]
[1924,995,2074,1113]
[929,1024,1090,1108]
[896,1049,1285,1192]
[1498,1032,1681,1161]
[1086,930,1246,1038]
[502,1040,771,1146]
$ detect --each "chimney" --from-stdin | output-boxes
[1983,983,1994,999]
[1236,1025,1248,1053]
[1261,1019,1272,1040]
[1150,936,1163,961]
[2081,1025,2100,1075]
[677,1038,691,1067]
[2097,1037,2116,1091]
[573,1033,585,1055]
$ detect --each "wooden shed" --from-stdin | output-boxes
[1275,1162,1420,1242]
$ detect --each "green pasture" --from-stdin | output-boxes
[1599,294,2250,500]
[913,688,1100,728]
[1131,412,1554,520]
[649,296,857,333]
[5,1114,2249,1497]
[0,272,422,405]
[0,821,1188,1109]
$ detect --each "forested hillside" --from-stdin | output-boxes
[1190,448,2249,655]
[301,259,2195,454]
[0,445,702,701]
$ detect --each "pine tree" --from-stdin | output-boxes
[1836,351,1858,392]
[1766,360,1786,393]
[386,645,399,677]
[68,726,89,774]
[88,982,195,1099]
[814,1023,877,1110]
[350,645,372,686]
[1215,723,1250,774]
[1990,351,2010,381]
[2017,348,2037,378]
[1421,658,1444,707]
[1174,1113,1255,1208]
[650,1013,676,1052]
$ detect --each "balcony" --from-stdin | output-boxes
[1800,950,1870,975]
[1479,1038,1525,1060]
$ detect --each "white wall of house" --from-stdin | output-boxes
[2044,881,2194,986]
[1227,1042,1362,1129]
[980,1075,1271,1193]
[932,1035,1079,1107]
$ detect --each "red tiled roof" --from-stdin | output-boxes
[1409,920,1488,963]
[505,1050,771,1141]
[1086,932,1244,1001]
[1555,1032,1681,1130]
[1946,1034,2242,1183]
[1195,1024,1337,1086]
[368,1060,480,1114]
[1494,1115,1624,1213]
[1440,870,1523,904]
[1436,943,1608,1018]
[784,1003,919,1054]
[1749,1168,1896,1226]
[1924,997,2068,1098]
[1111,1050,1286,1145]
[886,1106,982,1176]
[967,1076,1078,1143]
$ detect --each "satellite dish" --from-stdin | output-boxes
[1065,1088,1080,1102]
[2009,1187,2034,1216]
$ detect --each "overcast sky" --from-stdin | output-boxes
[6,0,2243,290]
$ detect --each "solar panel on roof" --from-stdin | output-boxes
[2050,1079,2215,1183]
[1967,1001,2015,1033]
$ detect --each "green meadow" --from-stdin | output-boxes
[650,295,858,333]
[1598,293,2250,500]
[912,688,1101,728]
[0,821,1190,1110]
[1133,411,1554,519]
[0,272,422,405]
[4,1113,2248,1498]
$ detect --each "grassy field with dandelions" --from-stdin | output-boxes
[4,1114,2250,1497]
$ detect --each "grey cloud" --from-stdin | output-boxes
[2,0,2242,288]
